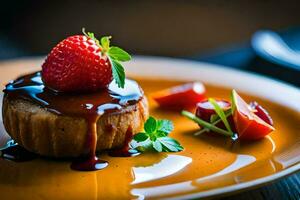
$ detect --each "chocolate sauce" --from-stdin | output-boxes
[70,156,108,171]
[108,126,140,157]
[3,72,143,171]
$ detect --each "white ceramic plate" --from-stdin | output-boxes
[0,56,300,199]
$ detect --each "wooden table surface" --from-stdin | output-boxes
[0,58,299,200]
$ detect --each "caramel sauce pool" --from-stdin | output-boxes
[0,78,300,199]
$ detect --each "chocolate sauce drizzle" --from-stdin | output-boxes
[3,72,143,171]
[108,126,140,157]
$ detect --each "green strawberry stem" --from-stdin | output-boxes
[82,28,131,88]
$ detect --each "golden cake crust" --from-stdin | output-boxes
[2,95,148,157]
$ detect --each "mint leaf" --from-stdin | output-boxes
[208,98,233,135]
[109,47,131,62]
[136,140,152,152]
[158,137,183,152]
[144,116,157,134]
[132,116,183,153]
[152,140,163,152]
[133,133,149,142]
[110,59,125,88]
[157,119,174,135]
[156,131,168,138]
[100,36,111,51]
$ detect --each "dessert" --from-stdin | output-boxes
[3,73,148,157]
[2,30,149,170]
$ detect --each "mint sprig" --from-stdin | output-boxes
[132,116,183,152]
[82,28,131,88]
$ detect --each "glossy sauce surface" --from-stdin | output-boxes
[3,72,143,170]
[0,78,300,199]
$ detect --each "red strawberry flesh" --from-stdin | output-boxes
[153,82,206,110]
[232,90,275,140]
[42,35,112,92]
[249,101,274,126]
[196,100,231,121]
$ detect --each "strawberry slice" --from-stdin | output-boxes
[232,90,275,140]
[152,82,206,110]
[196,99,235,132]
[249,101,274,126]
[196,99,231,121]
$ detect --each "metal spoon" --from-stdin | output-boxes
[251,30,300,71]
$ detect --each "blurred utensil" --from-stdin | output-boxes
[251,30,300,71]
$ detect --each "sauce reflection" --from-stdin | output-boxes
[132,155,192,185]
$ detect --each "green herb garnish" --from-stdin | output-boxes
[182,92,240,139]
[208,98,233,135]
[132,116,183,152]
[195,110,232,136]
[230,90,237,115]
[82,28,131,88]
[181,111,233,137]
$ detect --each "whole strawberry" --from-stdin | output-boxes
[42,29,131,92]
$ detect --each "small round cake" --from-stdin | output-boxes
[2,72,148,157]
[1,30,149,171]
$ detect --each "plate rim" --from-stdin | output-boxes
[166,163,300,200]
[1,56,300,199]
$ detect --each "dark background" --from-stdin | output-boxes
[1,1,300,199]
[1,0,300,58]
